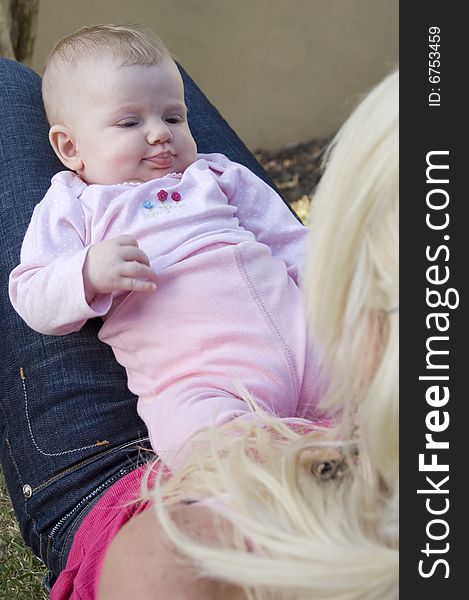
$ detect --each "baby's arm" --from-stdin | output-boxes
[9,181,155,336]
[215,155,310,285]
[9,183,103,335]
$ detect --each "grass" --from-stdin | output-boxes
[0,469,48,600]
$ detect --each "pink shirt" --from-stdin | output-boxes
[9,153,308,336]
[50,465,151,600]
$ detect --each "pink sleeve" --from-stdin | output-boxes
[8,177,112,335]
[215,155,309,285]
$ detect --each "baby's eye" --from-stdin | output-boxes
[165,116,182,124]
[116,121,138,128]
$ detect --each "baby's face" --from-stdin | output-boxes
[69,58,198,184]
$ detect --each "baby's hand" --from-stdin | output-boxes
[83,235,157,300]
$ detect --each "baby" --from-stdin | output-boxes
[9,24,322,466]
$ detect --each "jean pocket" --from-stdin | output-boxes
[16,362,144,457]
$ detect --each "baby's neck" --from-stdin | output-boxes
[78,171,184,186]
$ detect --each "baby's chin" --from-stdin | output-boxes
[139,155,197,181]
[79,156,197,185]
[79,172,167,185]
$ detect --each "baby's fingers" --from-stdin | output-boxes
[120,277,157,292]
[121,245,152,267]
[119,261,157,291]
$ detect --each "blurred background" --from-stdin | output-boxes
[2,0,398,151]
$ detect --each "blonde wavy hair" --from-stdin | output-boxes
[144,70,399,600]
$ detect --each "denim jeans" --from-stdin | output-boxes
[0,58,283,583]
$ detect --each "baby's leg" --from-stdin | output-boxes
[100,242,316,466]
[296,331,328,422]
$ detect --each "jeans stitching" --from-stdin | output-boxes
[0,401,25,487]
[40,455,149,568]
[20,366,112,457]
[0,399,49,564]
[57,462,145,570]
[31,437,150,493]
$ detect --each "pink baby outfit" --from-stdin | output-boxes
[9,153,320,466]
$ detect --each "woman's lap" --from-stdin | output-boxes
[0,57,276,579]
[0,57,154,580]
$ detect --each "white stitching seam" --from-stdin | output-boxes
[20,367,110,457]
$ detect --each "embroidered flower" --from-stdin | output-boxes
[143,200,154,209]
[171,192,182,202]
[157,190,168,202]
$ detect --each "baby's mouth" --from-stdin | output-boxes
[143,152,174,169]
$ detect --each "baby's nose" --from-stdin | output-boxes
[147,123,172,144]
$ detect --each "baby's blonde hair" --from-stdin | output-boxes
[145,70,399,599]
[42,24,171,125]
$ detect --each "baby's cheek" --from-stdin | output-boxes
[94,153,130,184]
[111,151,134,168]
[104,151,136,179]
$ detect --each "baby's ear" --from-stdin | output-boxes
[49,125,83,171]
